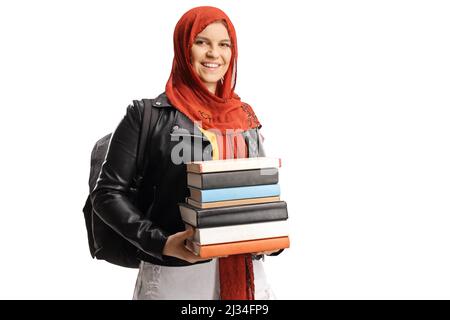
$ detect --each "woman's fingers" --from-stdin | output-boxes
[167,227,230,262]
[254,250,279,255]
[174,228,194,241]
[169,228,209,263]
[180,245,211,263]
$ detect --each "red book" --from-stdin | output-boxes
[185,236,290,258]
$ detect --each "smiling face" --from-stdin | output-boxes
[190,21,232,94]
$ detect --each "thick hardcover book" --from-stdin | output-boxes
[179,201,288,228]
[185,236,290,258]
[187,220,289,245]
[188,184,280,203]
[187,168,279,189]
[186,196,281,209]
[186,157,281,174]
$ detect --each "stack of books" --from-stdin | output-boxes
[179,157,290,258]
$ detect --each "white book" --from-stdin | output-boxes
[186,157,281,173]
[187,220,289,245]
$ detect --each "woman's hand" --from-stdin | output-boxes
[162,228,210,263]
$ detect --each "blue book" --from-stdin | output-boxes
[188,184,280,203]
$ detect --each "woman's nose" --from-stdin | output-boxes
[206,46,219,58]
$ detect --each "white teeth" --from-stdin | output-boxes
[202,63,220,68]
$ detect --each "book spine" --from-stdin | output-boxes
[187,157,281,173]
[187,196,281,209]
[187,237,290,258]
[200,169,279,189]
[195,202,288,228]
[199,184,280,202]
[193,220,289,245]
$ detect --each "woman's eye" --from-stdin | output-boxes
[195,40,206,45]
[220,43,231,47]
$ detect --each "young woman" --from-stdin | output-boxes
[92,6,282,300]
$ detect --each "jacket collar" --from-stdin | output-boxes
[152,92,172,108]
[150,92,197,136]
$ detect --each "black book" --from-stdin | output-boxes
[178,200,288,228]
[187,168,278,189]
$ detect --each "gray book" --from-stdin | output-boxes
[179,200,288,228]
[187,168,278,189]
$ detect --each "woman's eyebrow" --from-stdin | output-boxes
[195,36,231,42]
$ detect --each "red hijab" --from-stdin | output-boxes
[165,6,260,133]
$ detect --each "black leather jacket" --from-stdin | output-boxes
[92,92,268,266]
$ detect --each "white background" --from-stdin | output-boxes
[0,0,449,299]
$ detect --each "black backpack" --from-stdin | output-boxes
[82,99,157,268]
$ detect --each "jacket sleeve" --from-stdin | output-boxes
[91,103,169,261]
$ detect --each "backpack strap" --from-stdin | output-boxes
[137,99,152,173]
[133,100,154,188]
[133,99,156,186]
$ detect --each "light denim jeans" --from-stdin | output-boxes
[132,258,276,300]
